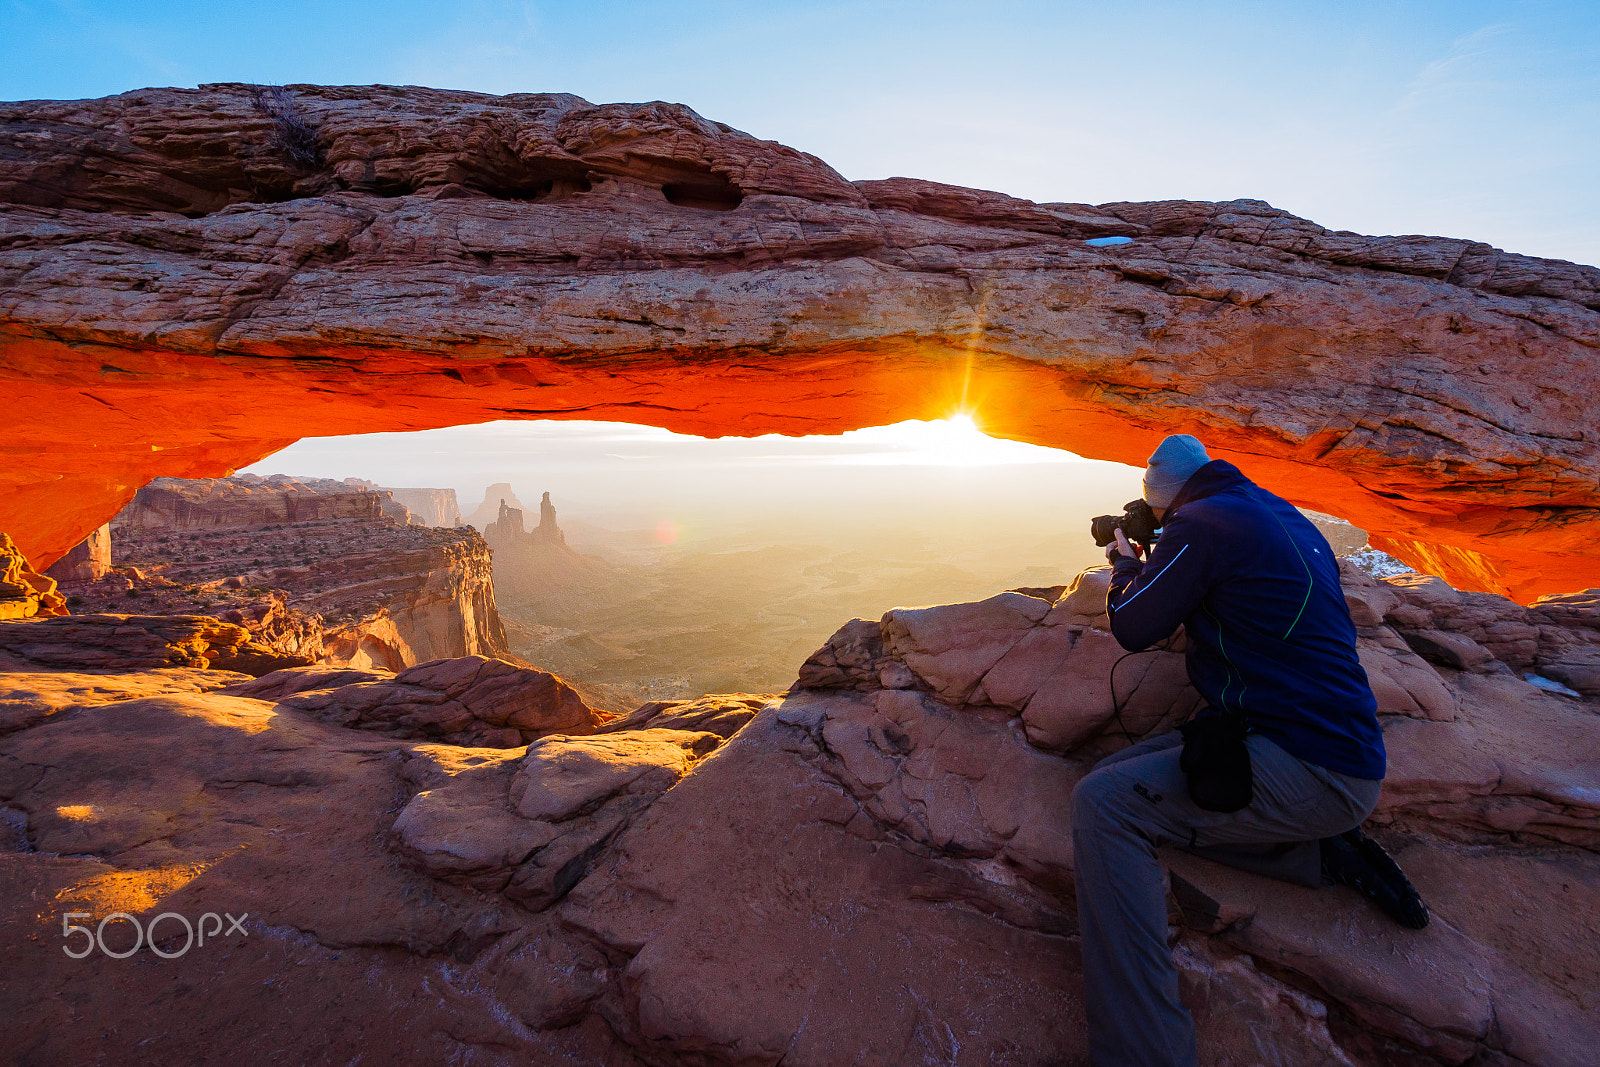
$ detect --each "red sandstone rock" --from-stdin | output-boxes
[0,666,249,736]
[2,86,1598,600]
[116,475,391,530]
[0,678,629,1064]
[224,654,600,747]
[83,476,510,670]
[593,692,770,737]
[0,532,66,620]
[2,563,1599,1062]
[43,524,110,582]
[0,611,264,671]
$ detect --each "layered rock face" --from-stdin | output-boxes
[4,563,1594,1064]
[65,476,509,670]
[0,532,66,620]
[383,487,462,528]
[43,524,109,581]
[0,611,292,678]
[2,85,1598,599]
[118,474,392,530]
[340,478,462,527]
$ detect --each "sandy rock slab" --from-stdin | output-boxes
[223,653,601,747]
[391,722,726,910]
[386,694,779,919]
[1378,671,1600,847]
[0,666,249,735]
[594,692,774,738]
[0,674,634,1065]
[555,703,1090,1065]
[0,611,305,676]
[1167,837,1600,1067]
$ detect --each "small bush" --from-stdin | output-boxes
[253,85,322,169]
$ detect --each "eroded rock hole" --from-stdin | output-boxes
[661,176,744,210]
[466,171,594,202]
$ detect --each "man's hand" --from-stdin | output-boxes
[1110,528,1143,561]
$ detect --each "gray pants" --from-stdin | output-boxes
[1069,731,1381,1067]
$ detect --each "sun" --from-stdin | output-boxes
[914,413,990,466]
[845,412,1061,468]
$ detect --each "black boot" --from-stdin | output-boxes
[1319,828,1430,929]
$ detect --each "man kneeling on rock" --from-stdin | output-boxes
[1070,433,1429,1067]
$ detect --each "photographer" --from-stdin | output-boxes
[1069,434,1427,1067]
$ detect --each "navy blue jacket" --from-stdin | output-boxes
[1107,461,1385,780]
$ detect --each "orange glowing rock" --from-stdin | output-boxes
[1,532,67,620]
[1,86,1597,601]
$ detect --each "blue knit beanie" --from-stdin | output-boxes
[1142,434,1211,509]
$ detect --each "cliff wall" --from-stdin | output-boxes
[42,524,109,581]
[118,475,387,529]
[382,487,462,528]
[314,533,508,671]
[68,476,509,670]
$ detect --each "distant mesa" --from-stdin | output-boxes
[343,478,463,528]
[465,483,528,532]
[121,473,395,529]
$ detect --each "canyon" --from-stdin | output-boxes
[482,483,1376,708]
[2,86,1598,600]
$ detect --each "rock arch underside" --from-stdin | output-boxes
[2,85,1598,601]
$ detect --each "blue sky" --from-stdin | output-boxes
[5,0,1598,265]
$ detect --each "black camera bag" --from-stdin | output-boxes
[1177,711,1253,812]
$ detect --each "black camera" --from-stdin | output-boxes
[1090,499,1161,549]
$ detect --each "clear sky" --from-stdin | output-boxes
[5,0,1598,265]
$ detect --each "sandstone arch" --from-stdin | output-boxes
[2,85,1598,601]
